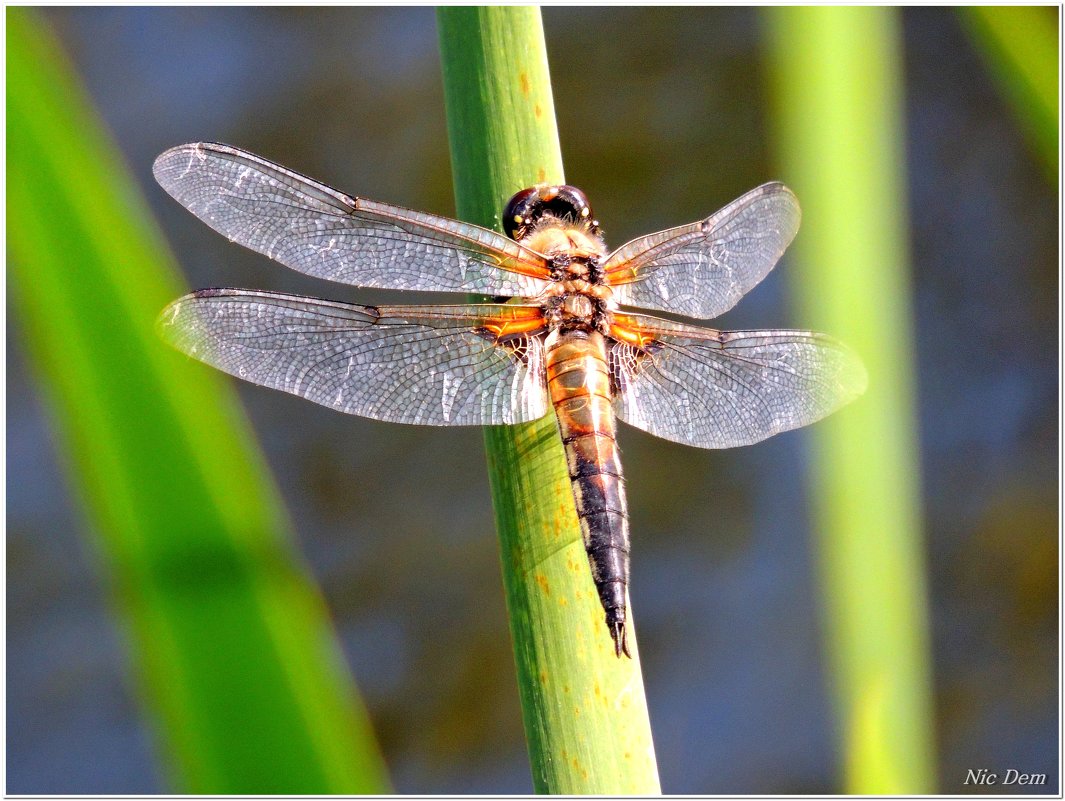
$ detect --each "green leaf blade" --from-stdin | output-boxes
[8,8,389,793]
[960,6,1058,181]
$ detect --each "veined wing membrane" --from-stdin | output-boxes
[154,143,552,297]
[610,312,867,448]
[159,289,550,426]
[603,183,801,320]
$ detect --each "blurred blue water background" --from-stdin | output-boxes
[7,7,1057,794]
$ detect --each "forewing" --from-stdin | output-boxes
[154,143,551,296]
[602,183,801,319]
[159,289,550,426]
[610,313,867,448]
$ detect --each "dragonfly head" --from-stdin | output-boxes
[503,184,601,243]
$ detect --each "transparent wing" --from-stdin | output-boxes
[154,143,552,296]
[610,312,867,448]
[159,289,550,426]
[602,183,801,320]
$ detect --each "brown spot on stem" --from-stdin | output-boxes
[519,72,530,96]
[538,167,547,183]
[535,103,542,118]
[535,573,550,596]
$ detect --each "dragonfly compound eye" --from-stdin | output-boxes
[551,185,594,225]
[503,184,598,241]
[502,187,540,241]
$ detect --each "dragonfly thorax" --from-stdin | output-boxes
[563,293,596,320]
[525,225,607,268]
[541,278,615,334]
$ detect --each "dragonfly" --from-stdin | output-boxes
[155,142,867,658]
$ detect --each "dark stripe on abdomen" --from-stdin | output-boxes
[547,330,632,657]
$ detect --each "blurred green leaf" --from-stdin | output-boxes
[438,7,660,794]
[7,7,388,793]
[765,6,937,793]
[960,6,1058,182]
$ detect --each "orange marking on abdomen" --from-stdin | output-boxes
[546,329,632,657]
[546,330,614,437]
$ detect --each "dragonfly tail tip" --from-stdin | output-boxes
[608,613,631,659]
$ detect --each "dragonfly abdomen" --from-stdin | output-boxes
[546,329,632,657]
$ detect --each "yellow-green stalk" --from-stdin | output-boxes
[438,7,661,794]
[765,6,936,793]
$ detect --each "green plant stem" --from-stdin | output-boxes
[437,7,660,794]
[765,7,936,793]
[8,8,388,793]
[959,6,1058,182]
